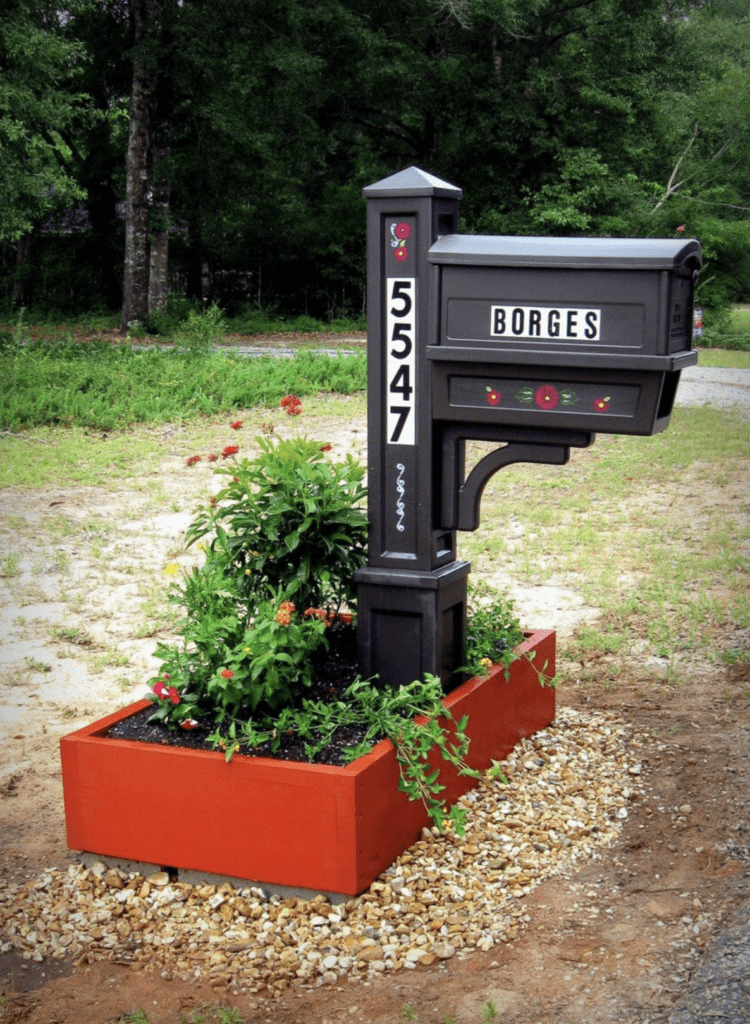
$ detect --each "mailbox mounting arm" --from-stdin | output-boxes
[439,423,595,532]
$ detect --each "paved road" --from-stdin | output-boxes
[676,366,750,417]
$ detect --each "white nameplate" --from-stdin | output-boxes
[490,305,601,341]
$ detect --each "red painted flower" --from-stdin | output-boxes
[394,247,408,262]
[220,669,234,679]
[221,445,239,458]
[230,420,243,430]
[186,455,201,466]
[395,222,411,239]
[486,388,501,406]
[593,397,611,412]
[535,385,560,410]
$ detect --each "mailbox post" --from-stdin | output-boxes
[353,167,470,692]
[355,167,701,691]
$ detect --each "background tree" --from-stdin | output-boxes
[2,0,749,321]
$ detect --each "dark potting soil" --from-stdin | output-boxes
[106,621,384,768]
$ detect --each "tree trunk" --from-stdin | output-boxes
[148,103,171,316]
[121,0,153,332]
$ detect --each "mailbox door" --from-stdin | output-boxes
[432,361,683,436]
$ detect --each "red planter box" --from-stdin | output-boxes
[60,630,555,896]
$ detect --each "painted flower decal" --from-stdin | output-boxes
[515,386,534,404]
[535,385,559,410]
[395,223,411,240]
[486,387,501,406]
[593,396,611,412]
[394,247,408,262]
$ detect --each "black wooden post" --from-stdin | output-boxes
[354,167,470,691]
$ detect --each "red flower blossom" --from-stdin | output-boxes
[186,455,202,466]
[230,420,243,430]
[676,225,685,233]
[220,669,234,679]
[180,719,200,730]
[535,385,560,410]
[280,395,302,417]
[319,443,332,452]
[221,445,239,458]
[168,686,180,705]
[207,453,218,462]
[304,607,334,627]
[153,680,169,699]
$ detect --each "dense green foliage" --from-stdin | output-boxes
[0,337,366,431]
[3,0,750,320]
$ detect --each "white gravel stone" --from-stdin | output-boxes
[0,707,648,995]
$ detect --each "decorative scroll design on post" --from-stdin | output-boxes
[395,462,406,532]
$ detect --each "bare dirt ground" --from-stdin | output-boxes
[1,396,749,1024]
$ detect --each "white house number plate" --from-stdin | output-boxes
[386,278,416,445]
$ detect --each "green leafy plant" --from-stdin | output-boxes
[148,429,366,729]
[463,581,524,679]
[144,424,517,834]
[174,302,226,356]
[186,434,368,612]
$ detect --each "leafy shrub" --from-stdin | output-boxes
[174,302,225,355]
[186,435,368,612]
[463,582,524,678]
[148,435,368,727]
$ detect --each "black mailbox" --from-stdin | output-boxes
[428,234,701,436]
[354,166,702,693]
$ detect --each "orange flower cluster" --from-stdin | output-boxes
[276,600,295,626]
[304,607,335,627]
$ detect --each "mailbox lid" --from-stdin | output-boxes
[428,234,701,270]
[428,235,701,368]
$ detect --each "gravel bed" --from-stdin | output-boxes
[0,707,647,997]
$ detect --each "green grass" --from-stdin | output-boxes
[0,339,365,432]
[459,405,750,680]
[697,347,750,368]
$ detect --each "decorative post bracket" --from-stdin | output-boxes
[439,425,595,532]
